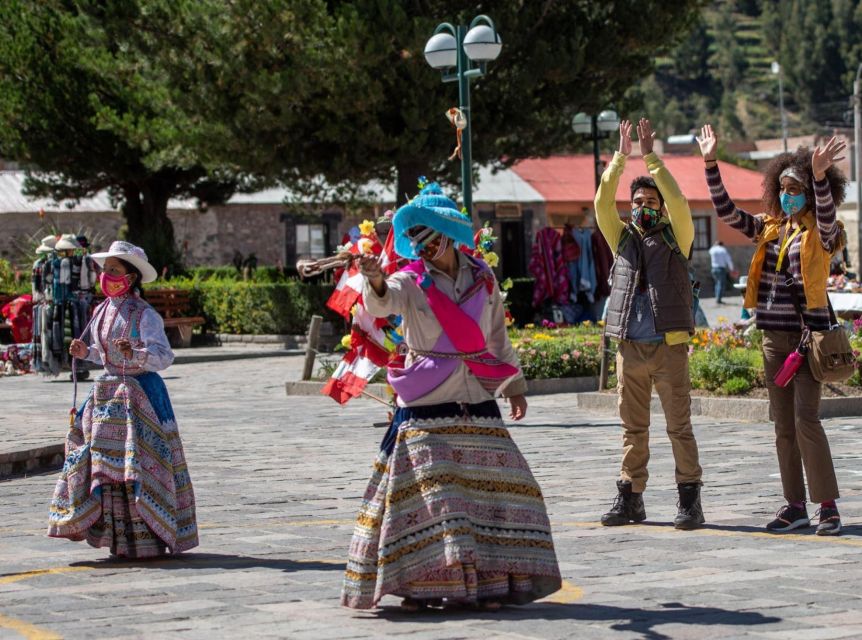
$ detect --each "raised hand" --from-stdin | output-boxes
[812,136,846,181]
[697,124,718,162]
[618,120,633,156]
[637,118,657,156]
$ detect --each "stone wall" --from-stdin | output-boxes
[1,205,291,267]
[170,204,287,266]
[2,201,545,275]
[0,210,124,263]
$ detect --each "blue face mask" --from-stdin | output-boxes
[780,192,806,216]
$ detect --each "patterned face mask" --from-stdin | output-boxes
[780,192,806,216]
[632,205,661,230]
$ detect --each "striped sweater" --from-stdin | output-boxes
[705,165,837,331]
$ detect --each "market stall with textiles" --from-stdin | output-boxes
[0,233,99,378]
[528,222,613,325]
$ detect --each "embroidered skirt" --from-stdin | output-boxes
[48,372,198,557]
[341,400,561,609]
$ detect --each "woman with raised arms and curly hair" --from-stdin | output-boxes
[699,124,848,535]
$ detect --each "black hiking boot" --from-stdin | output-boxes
[601,480,646,526]
[674,483,705,530]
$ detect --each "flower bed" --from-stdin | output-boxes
[688,324,764,395]
[510,322,604,380]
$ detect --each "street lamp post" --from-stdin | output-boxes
[572,110,621,191]
[854,63,862,273]
[771,61,788,152]
[572,108,619,390]
[424,16,502,216]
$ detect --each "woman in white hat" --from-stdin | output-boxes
[48,241,198,558]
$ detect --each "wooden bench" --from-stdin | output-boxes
[146,289,205,348]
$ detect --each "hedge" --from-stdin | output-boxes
[149,279,340,335]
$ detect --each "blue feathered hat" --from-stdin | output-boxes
[393,182,476,259]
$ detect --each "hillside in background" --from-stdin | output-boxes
[626,0,862,142]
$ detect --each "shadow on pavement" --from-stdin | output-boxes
[624,521,862,538]
[70,552,344,572]
[373,601,782,639]
[626,520,764,533]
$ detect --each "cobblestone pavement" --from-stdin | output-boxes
[2,355,862,639]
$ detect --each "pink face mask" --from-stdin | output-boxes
[99,272,132,298]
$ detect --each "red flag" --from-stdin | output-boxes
[321,350,381,404]
[322,305,392,404]
[326,265,364,319]
[379,227,399,275]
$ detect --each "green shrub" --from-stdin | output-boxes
[512,329,601,380]
[690,347,762,393]
[721,376,753,396]
[148,279,340,335]
[181,266,297,282]
[0,258,29,296]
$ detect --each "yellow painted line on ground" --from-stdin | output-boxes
[0,613,62,640]
[557,521,862,547]
[538,579,583,604]
[198,518,353,531]
[0,567,91,586]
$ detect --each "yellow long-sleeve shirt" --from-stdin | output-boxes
[594,151,693,345]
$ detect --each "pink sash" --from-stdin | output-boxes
[387,258,519,402]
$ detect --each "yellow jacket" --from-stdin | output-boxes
[744,212,843,310]
[595,151,693,345]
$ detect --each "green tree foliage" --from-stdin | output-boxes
[0,0,340,272]
[0,0,708,264]
[635,0,862,142]
[191,0,707,204]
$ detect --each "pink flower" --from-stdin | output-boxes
[561,353,570,361]
[529,349,537,356]
[572,350,581,358]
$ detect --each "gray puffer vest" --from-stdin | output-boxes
[605,221,694,339]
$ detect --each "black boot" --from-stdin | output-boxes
[601,480,646,526]
[674,483,705,530]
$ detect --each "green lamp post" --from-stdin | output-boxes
[424,15,503,216]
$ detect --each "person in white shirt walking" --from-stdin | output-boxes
[709,241,734,303]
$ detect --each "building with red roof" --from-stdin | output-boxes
[508,153,766,292]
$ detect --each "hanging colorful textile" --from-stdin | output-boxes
[528,228,570,308]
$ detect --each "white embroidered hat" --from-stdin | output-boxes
[35,235,58,254]
[54,234,80,251]
[90,240,158,283]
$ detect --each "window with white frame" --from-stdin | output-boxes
[295,223,327,259]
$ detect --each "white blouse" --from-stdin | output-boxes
[84,296,174,373]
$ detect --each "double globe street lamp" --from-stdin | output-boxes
[572,109,619,390]
[572,110,621,191]
[424,15,502,215]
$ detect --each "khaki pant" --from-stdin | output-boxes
[616,341,702,493]
[762,331,839,503]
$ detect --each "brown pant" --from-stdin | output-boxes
[616,340,702,493]
[762,331,839,503]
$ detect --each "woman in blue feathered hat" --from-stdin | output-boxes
[340,181,561,611]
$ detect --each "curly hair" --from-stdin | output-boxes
[762,146,848,217]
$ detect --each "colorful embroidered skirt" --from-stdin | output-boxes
[341,400,561,609]
[48,372,198,557]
